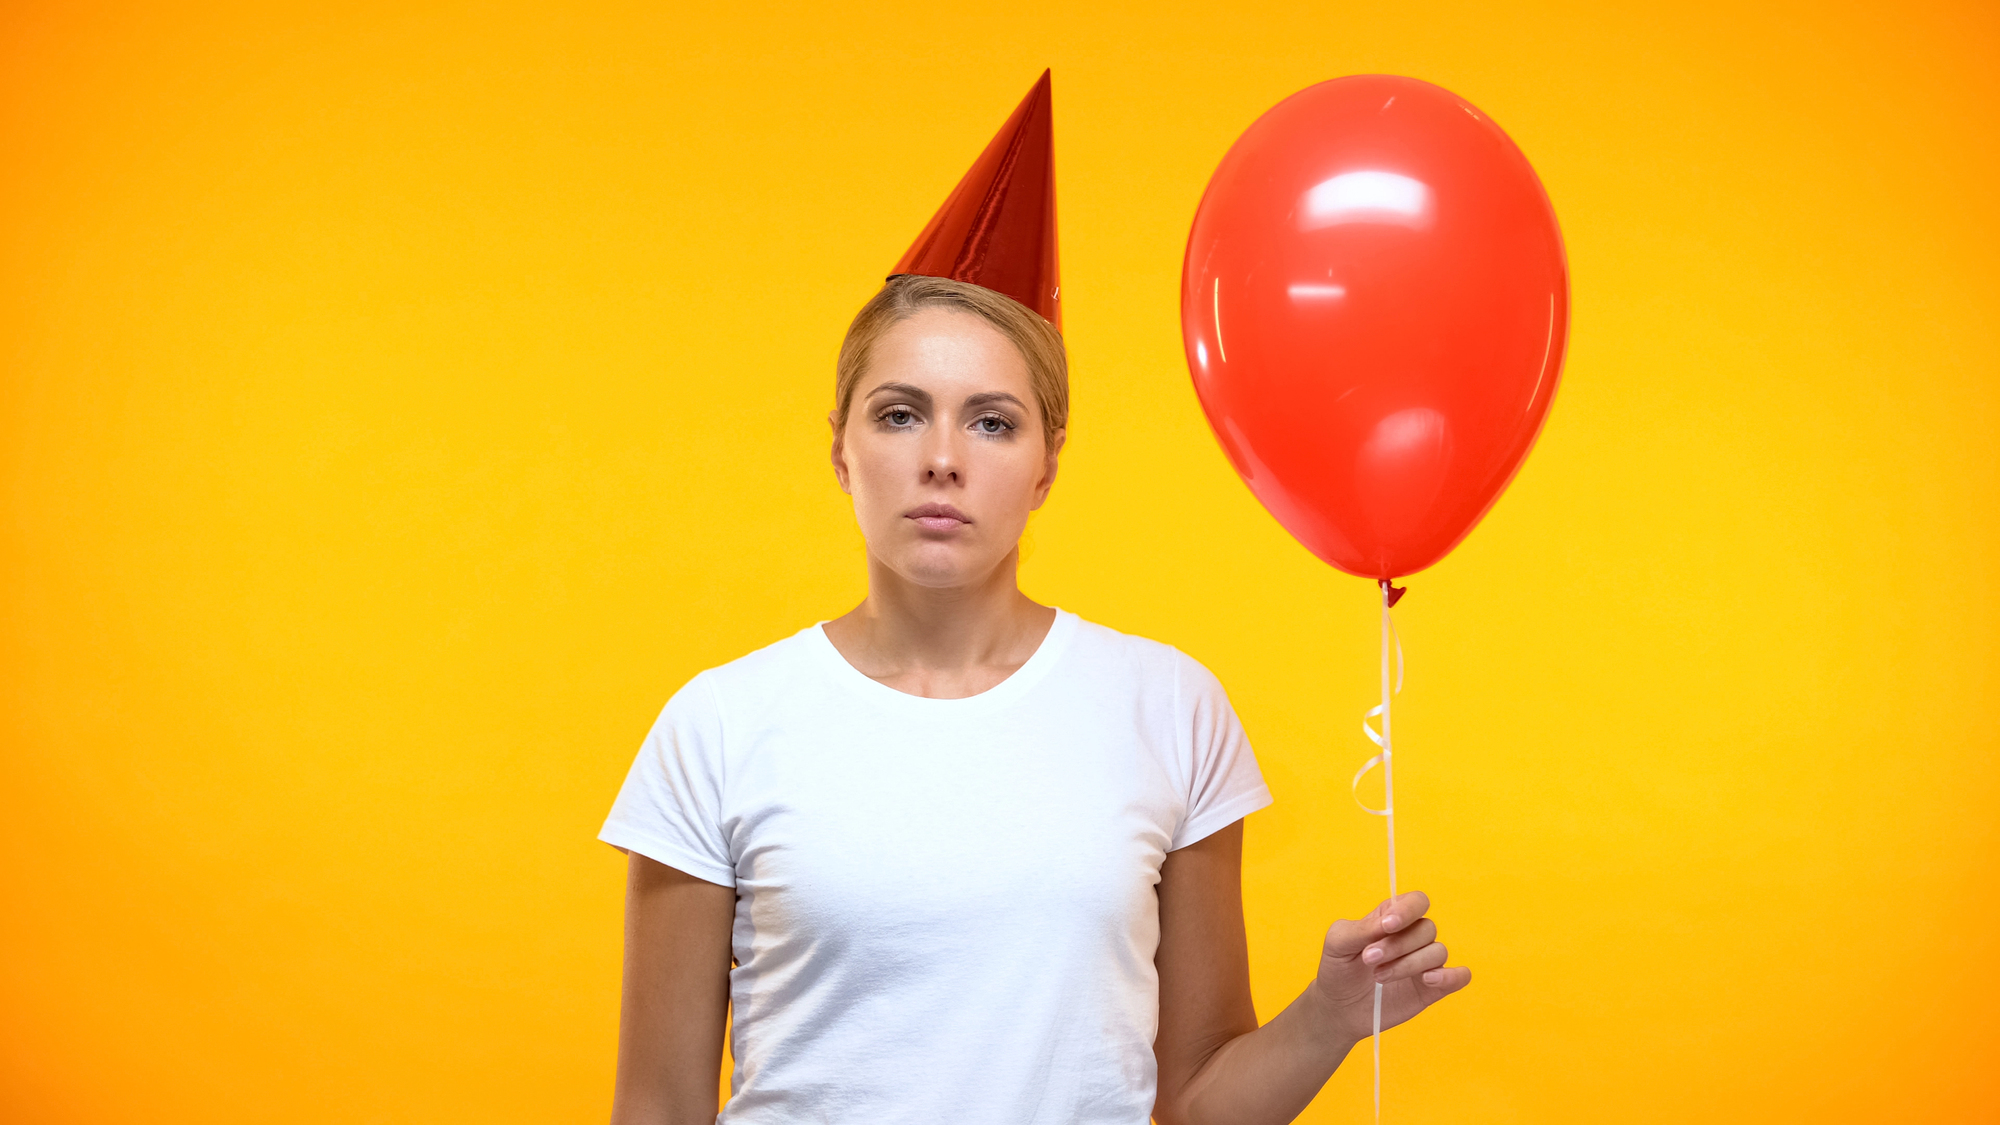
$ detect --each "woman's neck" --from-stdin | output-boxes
[820,550,1057,699]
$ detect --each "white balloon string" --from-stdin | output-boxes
[1352,584,1402,1124]
[1372,982,1383,1122]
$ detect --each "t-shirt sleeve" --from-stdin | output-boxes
[1170,651,1275,851]
[598,672,736,887]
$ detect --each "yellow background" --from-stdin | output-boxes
[4,1,1995,1121]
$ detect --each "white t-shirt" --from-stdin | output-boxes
[599,609,1272,1125]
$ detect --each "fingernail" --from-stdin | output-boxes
[1423,970,1442,985]
[1381,915,1400,931]
[1362,946,1384,964]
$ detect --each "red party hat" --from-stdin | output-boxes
[891,70,1060,327]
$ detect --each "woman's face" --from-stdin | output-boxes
[831,308,1063,590]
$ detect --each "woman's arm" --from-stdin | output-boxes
[1152,821,1470,1125]
[610,853,737,1125]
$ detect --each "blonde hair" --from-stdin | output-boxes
[834,275,1068,446]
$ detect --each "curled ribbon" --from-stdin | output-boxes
[1349,617,1404,817]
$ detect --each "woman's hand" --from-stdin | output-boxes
[1312,890,1470,1044]
[1153,837,1470,1125]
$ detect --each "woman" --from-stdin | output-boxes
[599,274,1470,1125]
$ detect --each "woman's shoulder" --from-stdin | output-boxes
[660,623,827,711]
[720,620,832,679]
[1062,613,1226,693]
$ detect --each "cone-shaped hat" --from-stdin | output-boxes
[892,71,1060,327]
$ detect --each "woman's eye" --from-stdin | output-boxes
[885,409,914,426]
[975,415,1013,435]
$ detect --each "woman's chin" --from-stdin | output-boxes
[880,544,1006,590]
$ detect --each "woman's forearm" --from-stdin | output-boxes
[1164,980,1359,1125]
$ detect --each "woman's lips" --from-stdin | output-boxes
[906,503,971,532]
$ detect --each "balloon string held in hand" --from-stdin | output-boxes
[1350,578,1404,1122]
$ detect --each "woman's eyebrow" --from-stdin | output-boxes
[962,391,1028,411]
[864,381,933,405]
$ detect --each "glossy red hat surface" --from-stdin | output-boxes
[893,70,1060,327]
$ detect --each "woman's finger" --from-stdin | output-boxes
[1373,940,1447,984]
[1416,965,1472,995]
[1325,890,1439,961]
[1376,890,1431,933]
[1322,915,1388,961]
[1360,918,1436,968]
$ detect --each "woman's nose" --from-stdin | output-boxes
[921,430,961,484]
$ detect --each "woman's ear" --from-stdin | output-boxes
[1031,427,1066,509]
[829,411,853,495]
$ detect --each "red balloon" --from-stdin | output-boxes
[1182,75,1568,580]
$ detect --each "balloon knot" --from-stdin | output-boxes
[1380,579,1407,608]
